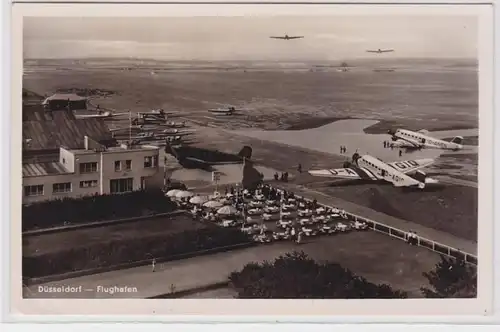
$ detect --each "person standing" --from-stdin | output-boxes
[151,258,156,272]
[296,231,303,244]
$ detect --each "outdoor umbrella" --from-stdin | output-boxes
[217,205,238,216]
[189,195,209,205]
[203,200,224,209]
[166,189,181,197]
[176,191,195,199]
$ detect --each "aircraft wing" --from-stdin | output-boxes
[381,50,394,52]
[288,36,304,39]
[270,36,286,39]
[387,158,434,174]
[308,168,362,180]
[366,50,378,53]
[417,129,430,135]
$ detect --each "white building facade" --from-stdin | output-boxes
[22,136,161,204]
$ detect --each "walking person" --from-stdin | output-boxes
[399,150,403,157]
[296,231,303,244]
[151,258,156,272]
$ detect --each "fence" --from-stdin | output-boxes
[286,191,478,266]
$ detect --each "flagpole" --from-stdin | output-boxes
[129,110,132,143]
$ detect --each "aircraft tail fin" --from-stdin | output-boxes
[238,145,253,160]
[450,136,464,144]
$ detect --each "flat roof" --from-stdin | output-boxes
[22,162,71,177]
[68,144,159,155]
[43,93,87,103]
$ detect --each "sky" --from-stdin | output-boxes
[23,16,478,61]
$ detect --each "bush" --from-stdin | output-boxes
[23,227,252,278]
[421,255,477,298]
[229,251,408,299]
[22,189,177,231]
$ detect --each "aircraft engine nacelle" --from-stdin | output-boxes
[391,136,398,141]
[414,170,427,183]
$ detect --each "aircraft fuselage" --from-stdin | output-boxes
[354,155,424,188]
[392,129,463,151]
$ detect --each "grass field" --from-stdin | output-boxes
[23,214,207,257]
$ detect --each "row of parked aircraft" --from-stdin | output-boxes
[307,128,466,189]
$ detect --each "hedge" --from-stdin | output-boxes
[22,189,177,231]
[23,227,252,278]
[229,251,408,299]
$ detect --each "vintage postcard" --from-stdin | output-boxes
[9,0,494,319]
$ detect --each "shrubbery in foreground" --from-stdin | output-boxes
[24,227,252,278]
[22,189,177,231]
[229,251,408,299]
[421,255,477,298]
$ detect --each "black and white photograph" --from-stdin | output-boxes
[10,2,494,317]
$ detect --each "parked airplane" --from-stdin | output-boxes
[74,111,128,120]
[366,48,394,53]
[208,106,249,115]
[388,128,464,151]
[165,120,187,128]
[162,128,194,136]
[308,153,437,189]
[270,34,304,40]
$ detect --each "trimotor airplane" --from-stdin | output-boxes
[270,34,304,40]
[388,128,464,151]
[366,48,394,53]
[308,153,437,189]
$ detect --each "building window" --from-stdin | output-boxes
[144,155,158,168]
[114,160,122,172]
[80,180,98,188]
[24,185,44,197]
[125,160,132,170]
[53,182,72,194]
[80,162,98,174]
[110,178,133,194]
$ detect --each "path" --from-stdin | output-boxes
[24,231,440,299]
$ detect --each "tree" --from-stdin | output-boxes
[229,251,407,299]
[420,255,477,298]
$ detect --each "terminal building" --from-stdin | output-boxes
[22,136,160,204]
[22,96,161,204]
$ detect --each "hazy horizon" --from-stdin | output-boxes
[24,16,477,61]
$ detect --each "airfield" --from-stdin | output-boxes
[23,58,479,297]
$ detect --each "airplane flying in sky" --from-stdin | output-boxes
[366,48,394,53]
[270,34,304,40]
[308,153,437,189]
[388,128,464,151]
